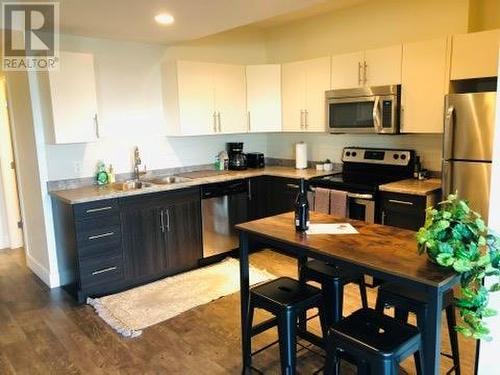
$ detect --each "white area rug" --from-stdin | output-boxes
[87,258,275,338]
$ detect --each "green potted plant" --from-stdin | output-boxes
[416,194,500,340]
[323,158,333,171]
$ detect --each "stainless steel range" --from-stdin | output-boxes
[309,147,415,223]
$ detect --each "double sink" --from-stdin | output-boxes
[111,176,192,191]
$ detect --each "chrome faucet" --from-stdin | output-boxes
[133,146,146,180]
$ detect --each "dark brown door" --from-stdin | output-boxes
[164,198,202,274]
[121,204,167,282]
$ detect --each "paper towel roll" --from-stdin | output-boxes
[295,142,307,169]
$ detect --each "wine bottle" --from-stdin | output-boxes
[295,178,310,232]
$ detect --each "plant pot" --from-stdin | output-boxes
[323,163,333,171]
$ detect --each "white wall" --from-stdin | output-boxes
[267,133,443,171]
[0,172,9,249]
[477,51,500,375]
[44,33,268,181]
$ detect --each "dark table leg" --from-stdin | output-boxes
[424,287,444,375]
[297,255,307,332]
[239,232,251,374]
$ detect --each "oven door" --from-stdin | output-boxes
[347,193,375,223]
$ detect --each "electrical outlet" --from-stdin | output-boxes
[73,161,81,174]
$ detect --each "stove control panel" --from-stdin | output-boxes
[342,148,413,166]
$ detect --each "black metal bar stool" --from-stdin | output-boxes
[375,282,460,375]
[299,260,369,328]
[325,308,424,375]
[244,277,328,375]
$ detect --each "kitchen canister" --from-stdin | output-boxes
[295,142,308,169]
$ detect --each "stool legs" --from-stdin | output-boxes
[359,279,368,309]
[243,299,255,370]
[446,305,461,375]
[414,350,424,375]
[277,309,297,375]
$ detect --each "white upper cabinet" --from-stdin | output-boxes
[401,37,449,134]
[213,64,247,134]
[363,45,402,86]
[163,61,246,136]
[282,57,330,132]
[331,45,402,89]
[246,65,282,133]
[451,29,500,80]
[46,51,99,144]
[330,52,364,89]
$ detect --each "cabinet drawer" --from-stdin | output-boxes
[79,254,124,288]
[380,193,426,212]
[76,216,121,257]
[74,199,119,221]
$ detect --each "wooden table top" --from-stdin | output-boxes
[236,212,457,288]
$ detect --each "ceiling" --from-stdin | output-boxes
[13,0,366,44]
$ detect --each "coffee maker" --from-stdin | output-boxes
[227,142,247,170]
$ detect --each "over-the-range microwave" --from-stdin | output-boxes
[326,85,401,134]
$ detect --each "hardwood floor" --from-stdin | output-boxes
[0,248,475,374]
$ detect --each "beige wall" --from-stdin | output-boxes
[263,0,469,62]
[469,0,500,32]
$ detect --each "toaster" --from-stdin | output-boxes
[246,152,265,168]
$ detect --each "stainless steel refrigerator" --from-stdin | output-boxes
[442,92,497,220]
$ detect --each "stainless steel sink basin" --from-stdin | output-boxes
[112,180,155,191]
[147,176,192,185]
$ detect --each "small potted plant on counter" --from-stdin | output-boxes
[416,193,500,340]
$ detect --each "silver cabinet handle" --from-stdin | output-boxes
[304,110,309,129]
[88,232,114,240]
[443,106,455,160]
[160,209,165,233]
[358,62,363,86]
[300,110,304,129]
[381,210,386,225]
[92,266,117,276]
[86,206,113,213]
[248,179,252,200]
[165,208,170,232]
[363,61,368,85]
[247,111,251,132]
[388,199,414,206]
[94,113,100,138]
[213,112,217,133]
[217,112,222,132]
[286,183,299,189]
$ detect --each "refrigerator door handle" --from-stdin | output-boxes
[444,106,455,160]
[442,161,453,197]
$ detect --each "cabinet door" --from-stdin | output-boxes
[214,64,247,134]
[248,177,267,220]
[401,37,449,133]
[330,51,364,89]
[121,204,167,282]
[246,65,282,132]
[380,193,427,231]
[282,60,307,132]
[164,197,202,274]
[364,45,402,86]
[47,51,98,144]
[177,61,216,135]
[304,56,330,132]
[451,29,500,80]
[265,177,299,216]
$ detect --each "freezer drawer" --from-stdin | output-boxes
[443,160,491,219]
[444,92,496,161]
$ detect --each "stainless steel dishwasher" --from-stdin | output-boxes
[201,179,249,259]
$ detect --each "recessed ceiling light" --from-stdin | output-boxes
[155,13,175,25]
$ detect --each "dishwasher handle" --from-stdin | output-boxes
[201,179,248,198]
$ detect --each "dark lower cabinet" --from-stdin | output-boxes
[53,187,202,303]
[120,187,202,284]
[379,192,430,231]
[248,176,300,220]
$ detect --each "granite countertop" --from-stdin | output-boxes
[50,167,338,204]
[379,178,442,196]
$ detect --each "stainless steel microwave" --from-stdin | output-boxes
[326,85,400,134]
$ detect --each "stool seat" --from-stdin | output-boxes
[303,260,361,284]
[251,276,322,309]
[332,308,420,357]
[325,308,424,375]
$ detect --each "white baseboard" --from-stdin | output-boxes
[26,253,60,288]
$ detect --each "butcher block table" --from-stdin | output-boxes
[236,211,460,375]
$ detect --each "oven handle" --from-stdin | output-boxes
[309,187,373,200]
